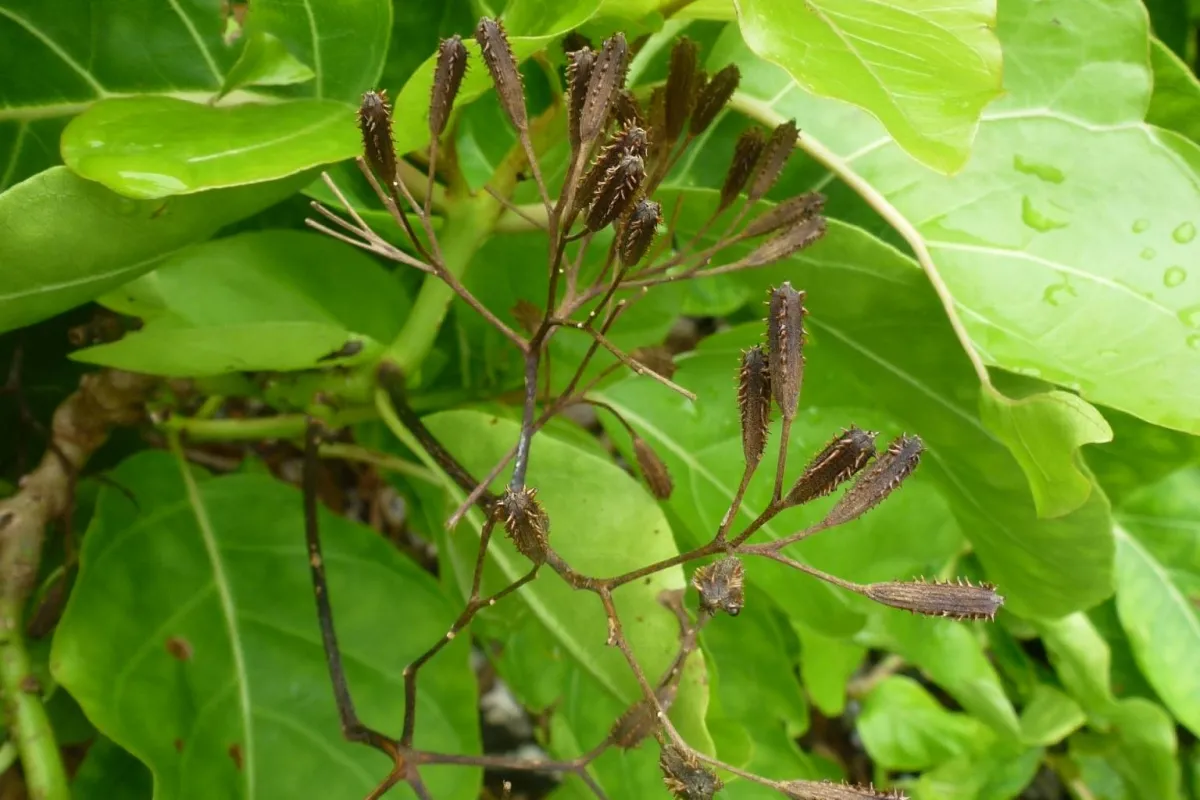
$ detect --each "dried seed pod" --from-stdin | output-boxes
[786,427,877,506]
[429,35,469,137]
[566,47,595,151]
[585,153,645,231]
[719,127,766,211]
[609,698,660,749]
[691,557,745,616]
[743,192,826,238]
[614,88,644,130]
[767,282,805,420]
[631,346,676,379]
[562,31,592,53]
[781,779,908,800]
[664,37,699,141]
[510,299,543,334]
[743,217,827,268]
[738,345,772,468]
[358,90,397,185]
[659,743,723,800]
[633,436,673,499]
[578,126,649,214]
[747,119,799,203]
[580,32,629,145]
[619,199,662,266]
[823,434,924,527]
[474,18,527,132]
[865,577,1004,622]
[690,64,740,135]
[498,486,550,563]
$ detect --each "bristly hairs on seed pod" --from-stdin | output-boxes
[743,192,826,239]
[664,37,700,142]
[498,486,550,564]
[615,88,644,130]
[659,742,723,800]
[692,557,745,616]
[474,18,528,133]
[747,119,799,204]
[823,434,924,527]
[786,427,877,507]
[429,35,469,138]
[865,577,1004,622]
[738,345,772,468]
[619,199,662,267]
[780,779,908,800]
[633,436,674,499]
[690,64,740,136]
[609,695,666,749]
[719,127,766,212]
[358,90,397,187]
[586,153,645,231]
[741,217,827,268]
[566,47,596,151]
[580,33,629,145]
[578,126,649,216]
[767,283,805,420]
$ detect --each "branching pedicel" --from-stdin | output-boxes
[305,21,1004,800]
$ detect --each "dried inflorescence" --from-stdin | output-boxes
[498,486,550,563]
[692,557,745,616]
[865,577,1004,621]
[358,90,396,186]
[787,427,877,506]
[824,434,924,526]
[633,436,674,500]
[660,742,723,799]
[738,345,772,467]
[475,18,527,132]
[429,35,468,137]
[767,282,805,420]
[780,780,909,800]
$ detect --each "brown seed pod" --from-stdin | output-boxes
[614,88,644,130]
[580,33,629,145]
[690,64,740,135]
[719,127,766,211]
[823,434,924,527]
[586,153,645,231]
[566,47,595,151]
[474,18,527,132]
[780,779,908,800]
[743,192,826,239]
[498,486,550,563]
[738,345,772,468]
[577,126,649,217]
[664,37,699,142]
[691,557,745,616]
[429,35,469,138]
[609,698,660,749]
[865,577,1004,622]
[786,427,877,506]
[358,90,397,185]
[633,436,673,499]
[767,282,805,420]
[659,743,723,800]
[619,199,662,266]
[631,346,676,379]
[747,119,799,204]
[742,216,828,268]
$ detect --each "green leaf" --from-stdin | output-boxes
[857,675,989,771]
[1148,39,1200,146]
[62,97,357,199]
[1032,612,1116,722]
[913,742,1041,800]
[725,0,1200,437]
[52,450,481,799]
[0,167,305,335]
[795,626,865,717]
[72,737,152,800]
[979,387,1113,518]
[1019,685,1086,746]
[1073,698,1184,800]
[1087,408,1200,505]
[420,410,714,754]
[733,0,1002,173]
[1144,0,1191,57]
[1117,467,1200,575]
[1113,523,1200,737]
[218,32,316,98]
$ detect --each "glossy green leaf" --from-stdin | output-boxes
[1113,523,1200,737]
[979,387,1112,518]
[63,97,357,199]
[52,450,481,799]
[218,32,316,98]
[725,0,1200,437]
[0,167,305,335]
[421,410,714,754]
[1148,39,1200,146]
[1088,698,1184,800]
[1032,612,1116,722]
[734,0,1002,173]
[1087,408,1200,505]
[1019,685,1086,746]
[718,724,833,799]
[858,675,988,771]
[72,737,152,800]
[1117,467,1200,574]
[913,742,1041,800]
[795,626,865,717]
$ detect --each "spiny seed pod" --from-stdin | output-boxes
[690,64,740,135]
[562,31,592,53]
[633,436,673,499]
[586,153,644,231]
[631,346,676,379]
[578,126,649,215]
[823,434,924,527]
[866,577,1004,621]
[475,18,527,132]
[747,119,799,204]
[664,37,699,142]
[619,199,662,266]
[692,557,745,616]
[742,217,828,268]
[781,779,908,800]
[566,47,595,151]
[358,90,397,185]
[738,345,772,467]
[609,698,660,749]
[580,33,629,145]
[767,282,805,420]
[614,89,644,130]
[498,486,550,563]
[786,427,877,506]
[659,743,723,800]
[743,192,826,239]
[429,35,469,137]
[719,127,766,211]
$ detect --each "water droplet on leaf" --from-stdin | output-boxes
[1140,247,1156,260]
[1132,219,1151,233]
[1012,155,1065,184]
[1173,222,1196,244]
[1164,266,1187,287]
[1042,282,1077,306]
[1021,196,1068,232]
[1188,333,1200,350]
[1179,304,1200,329]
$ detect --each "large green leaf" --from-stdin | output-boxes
[1148,38,1200,146]
[857,676,989,771]
[724,0,1200,437]
[0,167,304,335]
[1073,698,1184,800]
[52,450,481,799]
[1018,685,1085,747]
[1033,612,1117,722]
[733,0,1002,173]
